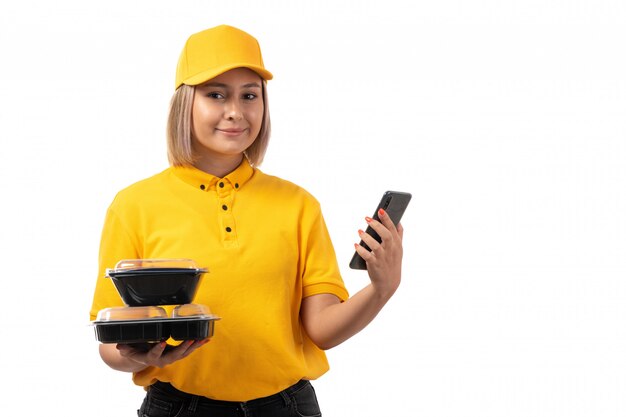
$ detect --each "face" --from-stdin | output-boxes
[191,68,264,166]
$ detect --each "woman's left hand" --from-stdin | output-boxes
[354,208,404,297]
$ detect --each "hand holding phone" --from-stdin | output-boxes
[349,191,411,270]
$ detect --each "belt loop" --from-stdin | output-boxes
[187,395,199,412]
[280,390,291,407]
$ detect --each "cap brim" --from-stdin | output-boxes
[180,64,273,88]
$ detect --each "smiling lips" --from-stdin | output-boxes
[216,128,247,137]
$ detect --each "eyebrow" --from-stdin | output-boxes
[200,82,262,89]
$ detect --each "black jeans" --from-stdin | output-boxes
[137,379,322,417]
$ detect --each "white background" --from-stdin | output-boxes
[1,0,625,416]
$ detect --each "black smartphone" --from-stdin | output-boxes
[349,190,412,270]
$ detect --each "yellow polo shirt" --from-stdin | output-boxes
[90,159,349,401]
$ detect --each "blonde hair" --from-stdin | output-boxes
[167,81,271,167]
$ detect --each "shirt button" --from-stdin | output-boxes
[219,182,224,188]
[235,183,239,189]
[222,205,228,211]
[225,227,232,232]
[200,184,205,190]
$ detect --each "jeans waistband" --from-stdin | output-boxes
[150,379,309,407]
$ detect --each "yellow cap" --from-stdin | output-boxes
[175,25,273,89]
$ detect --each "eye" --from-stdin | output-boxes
[206,92,225,99]
[242,93,258,101]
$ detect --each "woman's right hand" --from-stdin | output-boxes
[118,339,209,369]
[99,339,209,372]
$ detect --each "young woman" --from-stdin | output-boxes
[90,24,404,417]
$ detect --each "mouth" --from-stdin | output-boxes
[216,128,248,137]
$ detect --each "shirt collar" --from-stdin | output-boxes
[170,158,255,192]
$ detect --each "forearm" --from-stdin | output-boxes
[99,344,148,373]
[302,208,405,350]
[303,284,397,350]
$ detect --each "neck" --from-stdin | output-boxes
[193,154,245,178]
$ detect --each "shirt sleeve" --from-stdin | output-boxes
[89,202,140,320]
[300,199,349,302]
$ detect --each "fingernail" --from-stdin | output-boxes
[354,243,359,249]
[358,229,364,235]
[160,342,167,348]
[365,216,373,223]
[378,208,386,216]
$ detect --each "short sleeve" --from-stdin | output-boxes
[300,200,349,302]
[89,203,140,320]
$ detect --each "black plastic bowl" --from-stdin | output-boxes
[93,317,217,344]
[92,318,167,344]
[108,268,205,306]
[170,317,217,340]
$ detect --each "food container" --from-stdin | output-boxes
[106,259,208,306]
[92,306,169,344]
[91,304,220,345]
[170,304,218,340]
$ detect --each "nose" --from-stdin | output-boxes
[225,99,243,121]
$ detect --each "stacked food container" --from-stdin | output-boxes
[91,259,219,350]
